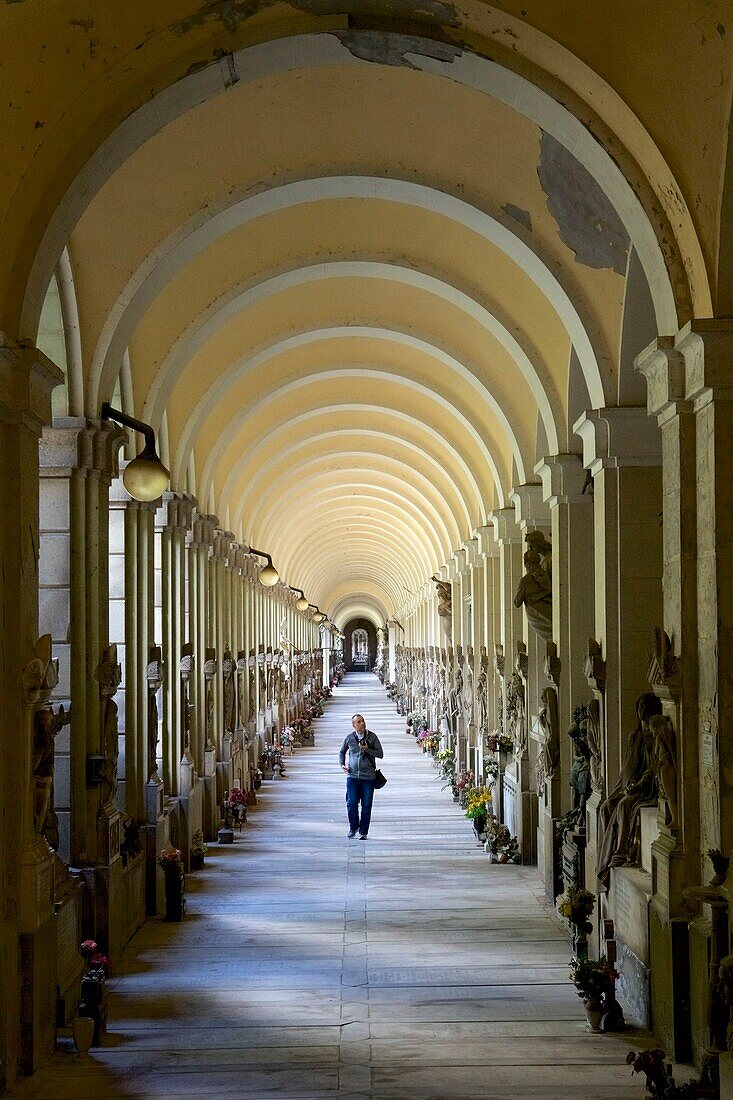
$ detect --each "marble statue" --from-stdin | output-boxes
[537,685,560,788]
[476,649,489,736]
[248,650,256,722]
[462,649,474,729]
[513,548,552,643]
[98,644,122,805]
[649,713,678,828]
[597,692,663,889]
[180,647,194,755]
[146,648,163,780]
[567,704,591,825]
[432,576,453,640]
[222,649,236,735]
[32,703,71,847]
[505,670,526,757]
[584,696,604,796]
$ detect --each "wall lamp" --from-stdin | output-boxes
[247,547,279,587]
[292,587,310,612]
[309,604,326,623]
[101,402,170,502]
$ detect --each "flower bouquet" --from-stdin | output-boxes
[158,847,183,873]
[557,886,595,932]
[465,785,493,838]
[569,955,618,1000]
[224,787,248,827]
[483,813,521,863]
[190,829,208,870]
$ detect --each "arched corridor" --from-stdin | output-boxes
[15,675,649,1099]
[4,4,733,1095]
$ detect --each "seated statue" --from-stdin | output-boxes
[597,692,662,890]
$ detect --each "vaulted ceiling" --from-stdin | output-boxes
[6,2,732,627]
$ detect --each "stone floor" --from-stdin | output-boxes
[15,673,668,1098]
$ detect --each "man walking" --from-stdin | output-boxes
[339,713,384,839]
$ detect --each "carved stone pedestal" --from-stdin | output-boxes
[649,829,690,1061]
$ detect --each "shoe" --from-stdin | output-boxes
[347,831,356,838]
[358,834,368,840]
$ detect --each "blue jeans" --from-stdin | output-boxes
[346,776,375,836]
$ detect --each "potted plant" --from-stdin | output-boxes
[464,785,493,838]
[569,955,619,1031]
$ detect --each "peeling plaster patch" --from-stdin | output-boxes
[502,203,532,232]
[336,29,460,69]
[174,0,268,36]
[538,133,630,276]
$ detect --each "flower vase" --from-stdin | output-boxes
[583,998,603,1032]
[164,868,185,921]
[189,852,204,871]
[80,975,104,1008]
[71,1014,95,1053]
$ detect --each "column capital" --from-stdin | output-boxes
[508,482,550,528]
[156,491,196,532]
[212,529,233,564]
[451,547,468,577]
[461,538,479,569]
[0,336,63,434]
[472,524,498,557]
[534,453,590,506]
[573,407,661,475]
[190,512,217,549]
[635,333,688,421]
[679,319,733,407]
[77,420,126,482]
[488,507,523,545]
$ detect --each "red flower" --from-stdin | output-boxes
[90,953,111,976]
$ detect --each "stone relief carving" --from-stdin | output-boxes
[32,703,71,849]
[98,644,122,805]
[203,650,217,750]
[180,645,195,757]
[506,670,526,757]
[146,646,163,781]
[584,697,604,797]
[649,713,678,829]
[536,685,560,791]
[596,692,663,889]
[567,704,591,826]
[247,650,256,721]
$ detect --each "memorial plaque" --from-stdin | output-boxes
[503,773,517,838]
[702,731,715,767]
[612,869,651,965]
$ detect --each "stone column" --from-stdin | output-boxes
[188,514,216,777]
[574,408,663,790]
[637,321,733,1062]
[534,455,594,902]
[535,455,594,809]
[0,328,63,1088]
[156,493,195,797]
[489,507,526,844]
